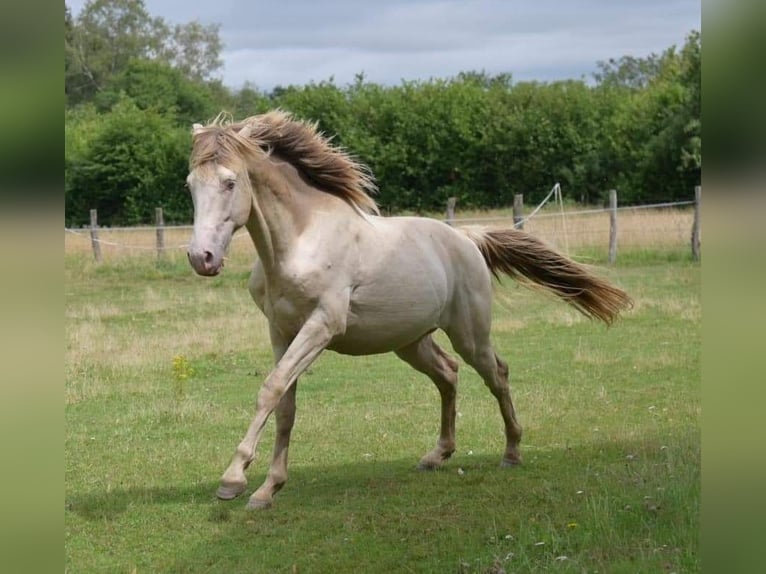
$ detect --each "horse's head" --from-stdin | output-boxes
[186,123,254,276]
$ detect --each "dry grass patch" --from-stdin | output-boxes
[572,344,619,367]
[65,206,694,264]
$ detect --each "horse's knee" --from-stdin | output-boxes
[257,384,283,412]
[443,354,459,376]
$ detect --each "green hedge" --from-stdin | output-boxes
[64,34,700,226]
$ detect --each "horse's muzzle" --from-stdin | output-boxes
[187,248,223,276]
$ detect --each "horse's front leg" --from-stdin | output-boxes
[216,312,337,508]
[248,328,297,509]
[248,382,297,509]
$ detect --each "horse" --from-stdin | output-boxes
[185,110,632,510]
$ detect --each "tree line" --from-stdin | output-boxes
[65,0,701,226]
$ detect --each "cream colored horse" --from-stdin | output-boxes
[186,111,631,510]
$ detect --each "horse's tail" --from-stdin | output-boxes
[463,227,633,325]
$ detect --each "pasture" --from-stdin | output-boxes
[65,222,700,573]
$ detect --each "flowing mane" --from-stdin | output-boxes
[190,110,379,215]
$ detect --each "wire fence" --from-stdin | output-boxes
[64,190,700,265]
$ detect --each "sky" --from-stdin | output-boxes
[66,0,701,91]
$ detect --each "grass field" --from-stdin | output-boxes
[65,221,700,573]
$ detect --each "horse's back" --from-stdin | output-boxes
[365,215,486,285]
[371,216,492,286]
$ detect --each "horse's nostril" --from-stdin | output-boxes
[203,251,214,264]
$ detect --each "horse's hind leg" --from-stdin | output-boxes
[395,334,459,470]
[489,352,523,466]
[449,331,523,466]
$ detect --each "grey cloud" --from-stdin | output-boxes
[66,0,700,89]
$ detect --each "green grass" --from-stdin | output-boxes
[65,249,700,573]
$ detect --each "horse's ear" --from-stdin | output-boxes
[192,123,204,135]
[237,124,253,139]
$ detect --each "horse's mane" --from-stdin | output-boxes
[190,110,379,215]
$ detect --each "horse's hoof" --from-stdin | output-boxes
[216,483,247,500]
[245,497,273,511]
[500,458,522,468]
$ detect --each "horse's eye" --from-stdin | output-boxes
[225,180,235,191]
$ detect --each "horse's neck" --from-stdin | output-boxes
[243,159,323,273]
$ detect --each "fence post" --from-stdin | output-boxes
[608,190,618,264]
[513,194,524,229]
[155,207,165,261]
[445,197,457,226]
[691,186,701,261]
[89,209,102,262]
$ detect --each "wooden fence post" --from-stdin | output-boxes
[89,209,102,262]
[608,189,618,264]
[155,207,165,261]
[691,186,701,261]
[445,197,457,226]
[513,194,524,229]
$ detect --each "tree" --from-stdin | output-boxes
[229,82,271,118]
[65,5,77,105]
[593,53,665,90]
[65,0,223,105]
[163,21,223,82]
[594,32,700,204]
[66,0,166,104]
[94,58,218,125]
[678,31,701,175]
[66,98,191,226]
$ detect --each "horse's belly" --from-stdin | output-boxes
[328,326,434,355]
[328,299,441,355]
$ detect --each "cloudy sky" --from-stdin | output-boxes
[67,0,700,90]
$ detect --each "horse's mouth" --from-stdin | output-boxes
[197,260,224,276]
